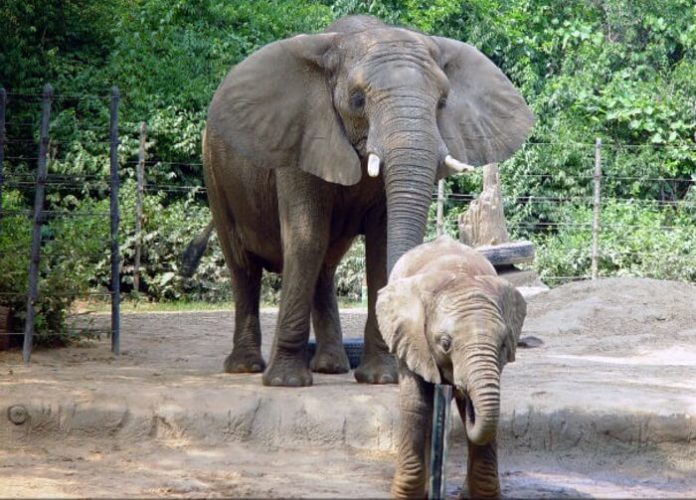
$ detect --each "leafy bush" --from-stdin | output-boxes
[336,238,365,303]
[532,199,696,283]
[0,189,108,344]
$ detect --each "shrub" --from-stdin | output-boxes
[532,199,696,283]
[0,189,107,344]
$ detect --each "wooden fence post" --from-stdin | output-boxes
[0,87,7,351]
[436,179,445,237]
[23,84,53,363]
[0,87,6,218]
[109,87,121,355]
[133,122,146,294]
[591,138,602,280]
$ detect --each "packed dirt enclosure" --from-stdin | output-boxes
[1,277,695,498]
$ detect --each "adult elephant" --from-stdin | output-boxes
[198,15,533,387]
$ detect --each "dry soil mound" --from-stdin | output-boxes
[525,277,696,355]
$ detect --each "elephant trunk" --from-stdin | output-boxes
[457,344,501,446]
[376,102,440,274]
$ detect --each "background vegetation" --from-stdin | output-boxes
[1,0,694,336]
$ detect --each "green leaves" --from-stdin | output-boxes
[2,0,695,321]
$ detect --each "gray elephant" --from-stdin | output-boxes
[376,236,526,498]
[198,15,533,387]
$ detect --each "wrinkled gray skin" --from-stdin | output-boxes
[200,15,533,387]
[377,236,526,498]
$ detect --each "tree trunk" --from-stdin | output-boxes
[459,163,509,246]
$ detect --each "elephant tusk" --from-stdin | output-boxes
[444,155,476,173]
[367,153,381,177]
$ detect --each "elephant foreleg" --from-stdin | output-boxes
[392,363,433,498]
[263,171,331,387]
[355,207,398,384]
[310,264,350,373]
[455,396,501,499]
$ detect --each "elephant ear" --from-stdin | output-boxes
[207,34,362,186]
[476,276,527,363]
[376,277,441,384]
[432,37,534,178]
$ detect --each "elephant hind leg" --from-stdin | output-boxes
[206,164,265,373]
[310,264,350,374]
[223,250,265,373]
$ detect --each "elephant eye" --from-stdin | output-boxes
[438,334,452,353]
[350,90,365,110]
[437,96,447,110]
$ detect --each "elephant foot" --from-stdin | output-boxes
[310,345,350,374]
[354,352,398,384]
[224,349,266,373]
[262,355,313,387]
[461,484,500,500]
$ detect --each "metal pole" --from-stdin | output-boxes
[133,122,146,294]
[23,84,53,363]
[436,179,445,237]
[428,384,453,499]
[109,87,121,354]
[0,87,6,219]
[591,138,602,280]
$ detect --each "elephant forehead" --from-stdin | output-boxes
[346,27,429,49]
[338,30,446,93]
[341,30,434,67]
[436,308,504,341]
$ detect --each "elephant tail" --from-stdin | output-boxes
[181,221,215,277]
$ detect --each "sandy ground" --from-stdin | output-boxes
[1,277,695,498]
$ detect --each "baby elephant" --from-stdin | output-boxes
[376,235,526,498]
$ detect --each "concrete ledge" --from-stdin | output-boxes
[2,278,695,460]
[3,384,694,459]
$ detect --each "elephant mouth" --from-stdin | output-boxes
[465,394,476,427]
[455,387,476,427]
[354,137,367,156]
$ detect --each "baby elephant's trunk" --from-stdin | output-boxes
[457,345,501,446]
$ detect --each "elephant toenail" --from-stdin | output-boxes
[251,363,261,372]
[288,376,300,386]
[271,377,283,386]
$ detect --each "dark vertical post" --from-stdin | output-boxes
[109,87,121,354]
[0,87,6,218]
[591,138,602,280]
[23,84,53,363]
[436,179,445,237]
[133,122,146,294]
[428,384,453,499]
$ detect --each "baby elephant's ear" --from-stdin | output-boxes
[503,283,526,362]
[376,278,441,384]
[477,276,527,363]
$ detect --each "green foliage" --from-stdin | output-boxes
[533,200,696,283]
[1,0,695,332]
[0,189,106,344]
[335,238,366,302]
[0,191,31,315]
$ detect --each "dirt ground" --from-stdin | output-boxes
[1,277,695,498]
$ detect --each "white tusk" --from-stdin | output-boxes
[445,155,476,173]
[367,153,381,177]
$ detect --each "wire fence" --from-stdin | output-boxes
[0,86,121,360]
[1,86,695,357]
